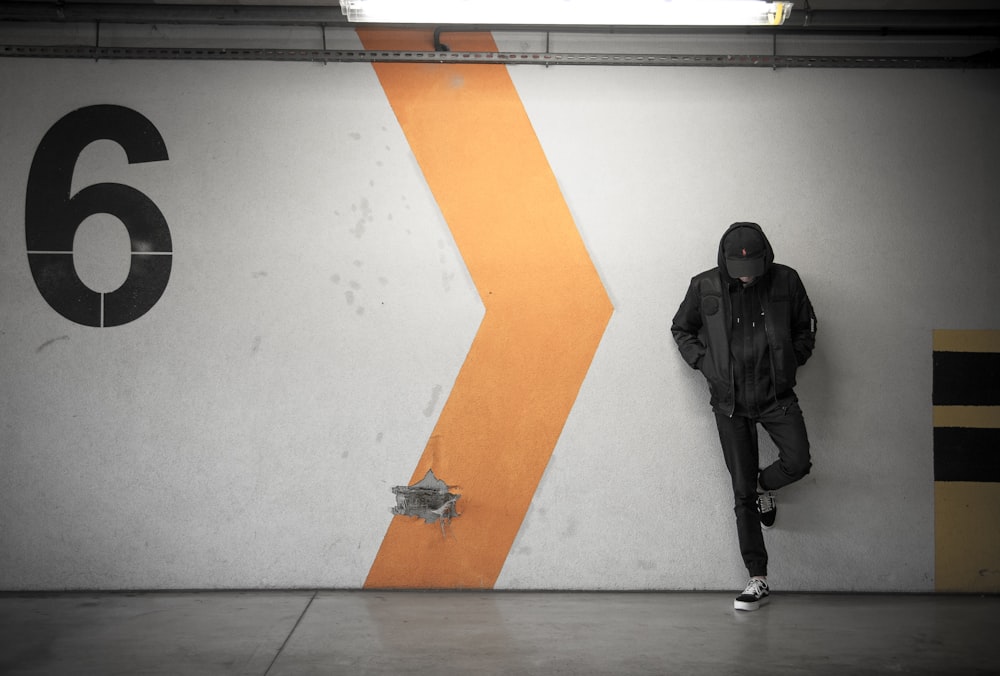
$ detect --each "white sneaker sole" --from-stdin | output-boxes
[734,595,770,611]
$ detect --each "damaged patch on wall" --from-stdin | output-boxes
[392,469,460,527]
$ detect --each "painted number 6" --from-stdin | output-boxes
[26,105,171,327]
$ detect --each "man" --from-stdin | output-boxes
[671,222,817,611]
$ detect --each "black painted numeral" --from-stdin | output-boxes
[26,105,171,327]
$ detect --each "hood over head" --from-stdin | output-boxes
[718,222,774,282]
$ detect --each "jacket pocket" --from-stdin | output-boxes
[700,350,725,399]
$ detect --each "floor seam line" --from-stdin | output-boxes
[262,590,317,676]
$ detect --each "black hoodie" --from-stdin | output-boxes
[672,223,817,417]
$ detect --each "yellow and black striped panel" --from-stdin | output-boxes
[933,330,1000,592]
[933,330,1000,482]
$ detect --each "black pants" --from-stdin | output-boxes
[714,398,811,578]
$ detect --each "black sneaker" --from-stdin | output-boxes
[757,491,776,529]
[734,578,770,611]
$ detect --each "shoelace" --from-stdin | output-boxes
[758,491,775,512]
[743,579,768,596]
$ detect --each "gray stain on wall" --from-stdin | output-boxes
[424,384,443,417]
[351,198,373,238]
[35,336,69,353]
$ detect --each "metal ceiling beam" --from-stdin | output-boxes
[787,8,1000,34]
[2,3,1000,36]
[0,2,352,26]
[3,42,997,67]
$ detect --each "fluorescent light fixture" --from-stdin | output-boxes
[339,1,794,26]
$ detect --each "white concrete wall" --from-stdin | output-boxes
[1,45,998,591]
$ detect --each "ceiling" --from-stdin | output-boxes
[4,1,1000,29]
[3,1,1000,67]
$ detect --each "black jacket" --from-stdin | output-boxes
[671,222,817,416]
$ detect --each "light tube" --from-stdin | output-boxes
[340,1,794,26]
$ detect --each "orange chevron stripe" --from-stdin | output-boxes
[361,30,613,589]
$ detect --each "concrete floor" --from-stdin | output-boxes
[1,591,998,675]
